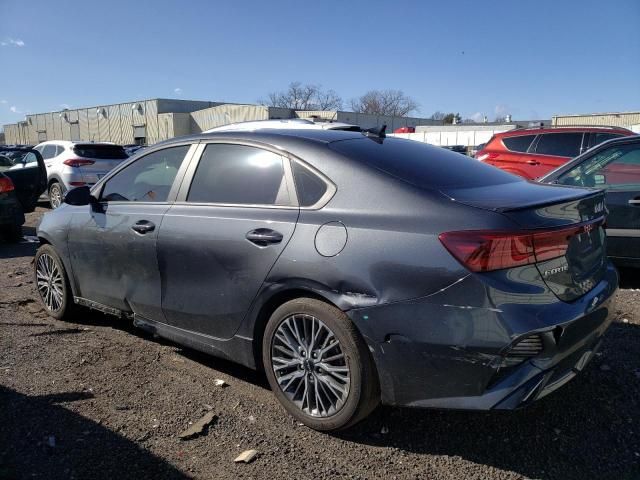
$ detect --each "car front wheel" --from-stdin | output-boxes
[34,244,77,319]
[263,298,379,431]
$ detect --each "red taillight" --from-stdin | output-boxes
[63,158,95,167]
[0,176,15,193]
[439,221,602,272]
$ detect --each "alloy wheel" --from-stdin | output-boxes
[49,184,63,208]
[36,253,64,312]
[271,314,351,417]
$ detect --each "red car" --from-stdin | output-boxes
[475,126,634,179]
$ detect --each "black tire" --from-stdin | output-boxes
[263,298,379,431]
[48,182,64,209]
[2,224,22,243]
[34,244,78,320]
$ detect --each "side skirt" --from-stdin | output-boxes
[74,296,125,318]
[132,315,257,370]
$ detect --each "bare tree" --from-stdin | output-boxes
[442,113,462,125]
[430,111,446,121]
[314,88,343,110]
[261,82,342,110]
[350,90,419,117]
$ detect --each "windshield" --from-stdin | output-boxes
[557,142,640,191]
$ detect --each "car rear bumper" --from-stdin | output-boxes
[348,263,618,410]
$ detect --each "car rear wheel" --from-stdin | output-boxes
[34,244,77,319]
[263,298,379,431]
[48,182,64,209]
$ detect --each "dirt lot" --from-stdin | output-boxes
[1,207,639,480]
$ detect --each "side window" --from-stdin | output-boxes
[592,133,622,147]
[42,144,57,159]
[502,135,536,153]
[292,161,329,207]
[187,144,291,206]
[55,145,66,156]
[100,145,189,202]
[534,133,583,157]
[557,144,640,189]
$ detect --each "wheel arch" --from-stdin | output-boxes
[249,286,336,372]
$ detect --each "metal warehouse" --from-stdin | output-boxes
[2,99,436,145]
[552,111,640,129]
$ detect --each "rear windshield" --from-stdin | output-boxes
[329,137,520,188]
[73,144,128,160]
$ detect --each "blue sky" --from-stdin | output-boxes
[1,0,639,128]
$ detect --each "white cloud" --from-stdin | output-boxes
[174,87,183,95]
[1,38,25,47]
[0,100,6,104]
[470,112,484,122]
[60,103,71,109]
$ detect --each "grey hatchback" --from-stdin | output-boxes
[35,129,617,430]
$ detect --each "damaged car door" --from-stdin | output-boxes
[66,144,195,319]
[157,142,299,339]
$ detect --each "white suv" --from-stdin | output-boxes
[34,141,128,208]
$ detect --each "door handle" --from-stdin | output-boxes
[246,228,283,246]
[131,220,155,234]
[629,199,640,206]
[526,160,540,165]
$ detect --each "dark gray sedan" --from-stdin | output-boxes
[34,129,617,430]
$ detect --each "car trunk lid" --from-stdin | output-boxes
[439,181,608,301]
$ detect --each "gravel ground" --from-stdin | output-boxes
[1,207,639,480]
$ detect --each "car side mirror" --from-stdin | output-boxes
[64,185,92,206]
[594,174,606,185]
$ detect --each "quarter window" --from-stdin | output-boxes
[534,133,583,157]
[592,133,622,147]
[292,161,328,207]
[187,144,291,206]
[100,145,189,202]
[502,135,536,153]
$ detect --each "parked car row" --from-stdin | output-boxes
[34,126,620,431]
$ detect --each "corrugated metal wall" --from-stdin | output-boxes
[1,99,222,145]
[268,107,294,119]
[190,104,270,132]
[145,100,159,144]
[552,112,640,128]
[3,99,442,144]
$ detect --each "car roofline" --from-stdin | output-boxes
[502,125,633,135]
